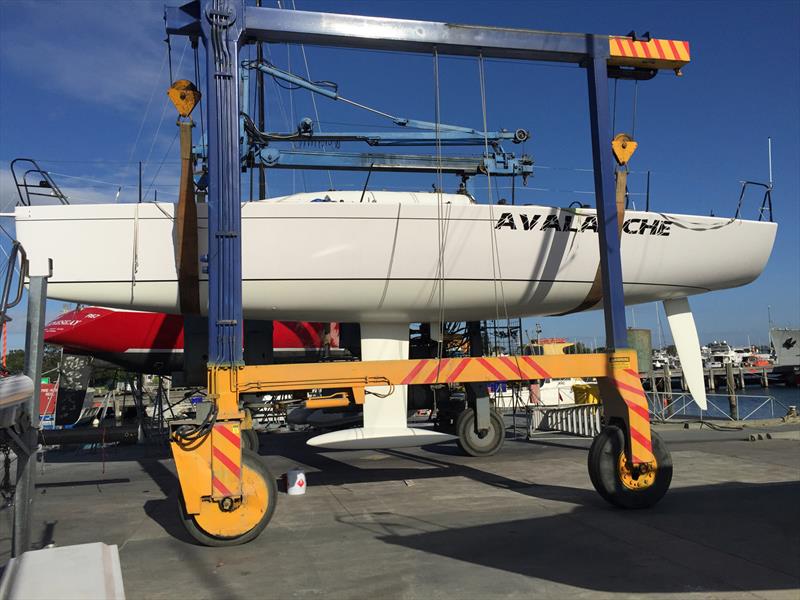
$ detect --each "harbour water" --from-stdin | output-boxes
[649,383,800,421]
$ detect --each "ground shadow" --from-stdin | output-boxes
[374,480,800,594]
[260,431,599,507]
[137,458,195,545]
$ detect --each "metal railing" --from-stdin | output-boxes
[647,391,792,422]
[527,402,601,438]
[0,241,27,328]
[10,158,69,206]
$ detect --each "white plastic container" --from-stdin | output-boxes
[287,468,307,495]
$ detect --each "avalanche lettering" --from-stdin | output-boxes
[494,212,672,236]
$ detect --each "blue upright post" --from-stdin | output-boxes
[586,35,628,350]
[201,0,244,365]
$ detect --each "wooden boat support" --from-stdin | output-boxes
[170,350,659,543]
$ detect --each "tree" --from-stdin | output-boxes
[4,345,62,378]
[565,341,591,354]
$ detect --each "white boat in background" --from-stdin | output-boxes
[13,191,776,323]
[491,377,590,409]
[704,341,741,369]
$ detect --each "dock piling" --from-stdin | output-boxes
[725,363,738,420]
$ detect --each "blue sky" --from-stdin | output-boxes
[0,0,798,350]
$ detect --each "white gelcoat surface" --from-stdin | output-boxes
[14,195,777,322]
[664,297,708,410]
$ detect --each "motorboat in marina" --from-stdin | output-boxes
[703,341,742,369]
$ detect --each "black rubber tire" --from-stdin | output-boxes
[588,425,672,509]
[456,408,505,457]
[242,429,260,454]
[179,449,277,546]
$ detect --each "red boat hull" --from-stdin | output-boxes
[45,307,339,374]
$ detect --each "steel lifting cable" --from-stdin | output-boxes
[432,49,447,369]
[632,80,639,139]
[478,54,524,369]
[478,54,502,336]
[291,0,334,190]
[142,40,189,181]
[193,42,205,164]
[128,49,169,165]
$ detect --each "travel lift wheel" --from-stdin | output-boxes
[588,425,672,509]
[241,429,260,454]
[456,408,505,457]
[240,409,260,453]
[179,449,277,547]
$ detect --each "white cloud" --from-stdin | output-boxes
[0,1,187,112]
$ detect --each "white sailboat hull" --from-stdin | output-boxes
[14,198,776,321]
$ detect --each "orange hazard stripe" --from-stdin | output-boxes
[498,356,523,379]
[424,358,450,384]
[402,359,430,384]
[215,424,240,448]
[212,476,233,497]
[446,358,469,383]
[624,399,650,422]
[609,37,690,63]
[630,427,653,453]
[212,446,241,478]
[477,357,506,380]
[522,355,551,379]
[615,379,647,399]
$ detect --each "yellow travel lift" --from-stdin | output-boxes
[161,2,690,546]
[168,79,664,546]
[170,351,667,546]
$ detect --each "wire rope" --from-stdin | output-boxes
[127,50,169,165]
[432,49,447,369]
[478,54,524,367]
[141,40,189,186]
[291,0,334,190]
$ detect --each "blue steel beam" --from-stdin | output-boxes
[242,61,528,141]
[256,148,533,177]
[202,0,244,366]
[587,39,628,349]
[241,6,593,62]
[250,128,525,147]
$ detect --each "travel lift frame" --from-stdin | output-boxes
[166,0,690,545]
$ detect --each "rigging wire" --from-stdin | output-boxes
[143,129,180,201]
[127,49,169,165]
[193,42,205,164]
[478,53,502,333]
[141,40,189,185]
[433,48,447,365]
[478,53,522,364]
[292,0,334,190]
[166,33,174,84]
[46,172,124,188]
